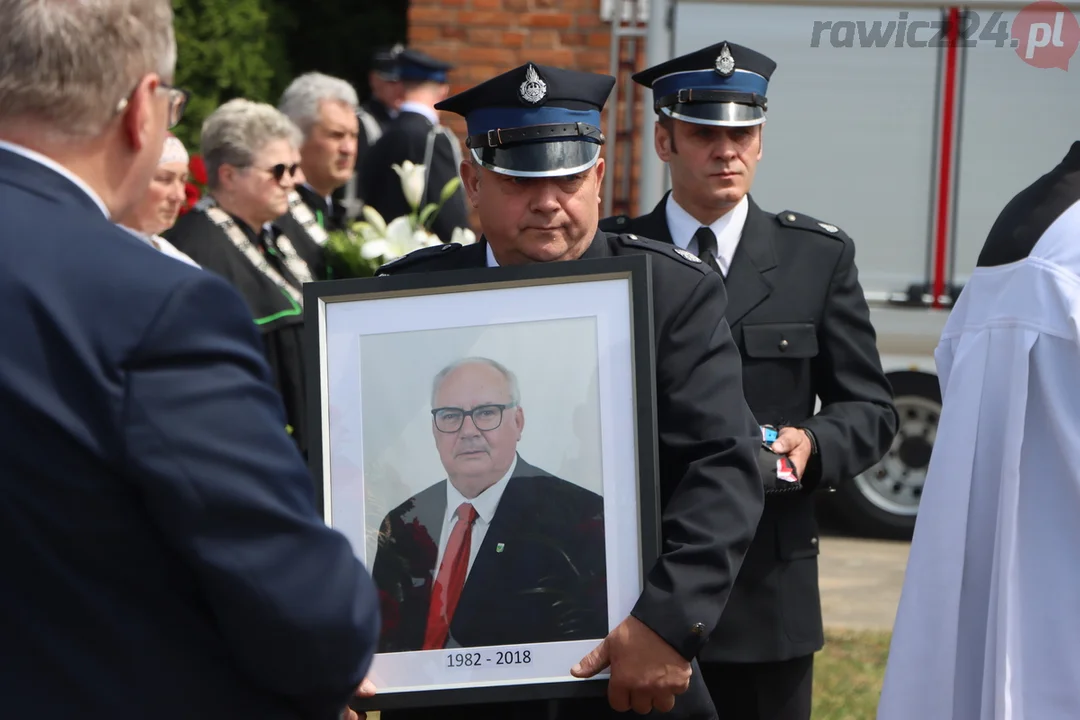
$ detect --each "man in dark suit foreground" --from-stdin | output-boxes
[364,62,764,720]
[600,42,898,720]
[372,356,607,652]
[0,1,379,718]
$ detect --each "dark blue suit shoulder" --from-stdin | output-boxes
[774,209,853,245]
[376,243,463,275]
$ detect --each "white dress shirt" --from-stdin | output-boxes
[399,101,440,126]
[433,454,518,580]
[664,193,748,276]
[0,139,110,218]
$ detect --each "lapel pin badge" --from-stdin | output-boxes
[496,543,505,553]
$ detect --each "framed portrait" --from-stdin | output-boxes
[304,256,661,711]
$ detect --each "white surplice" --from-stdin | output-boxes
[877,196,1080,720]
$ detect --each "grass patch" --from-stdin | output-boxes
[812,627,892,720]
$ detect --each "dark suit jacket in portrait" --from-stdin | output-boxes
[358,110,469,244]
[0,147,379,720]
[601,193,898,665]
[372,456,608,652]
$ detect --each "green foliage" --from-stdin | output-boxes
[171,0,291,150]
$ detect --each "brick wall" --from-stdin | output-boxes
[407,0,650,231]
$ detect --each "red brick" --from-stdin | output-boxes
[410,26,441,42]
[587,30,611,48]
[467,27,504,45]
[504,0,530,11]
[409,7,453,25]
[471,0,505,8]
[457,11,519,26]
[525,29,560,47]
[534,0,558,8]
[562,32,585,46]
[457,46,519,65]
[521,48,576,65]
[522,12,574,28]
[576,49,610,71]
[441,25,467,40]
[501,31,526,48]
[576,13,603,28]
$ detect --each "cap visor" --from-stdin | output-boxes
[470,141,602,178]
[662,103,765,127]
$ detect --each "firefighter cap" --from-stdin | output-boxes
[633,41,776,127]
[435,62,615,178]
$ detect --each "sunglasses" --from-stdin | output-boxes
[258,163,301,182]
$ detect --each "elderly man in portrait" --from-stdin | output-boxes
[371,356,608,653]
[278,71,361,235]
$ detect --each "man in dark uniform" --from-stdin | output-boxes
[599,42,899,720]
[358,45,403,168]
[361,61,765,720]
[358,48,470,244]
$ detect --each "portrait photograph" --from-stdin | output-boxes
[305,259,660,708]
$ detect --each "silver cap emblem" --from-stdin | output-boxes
[715,43,735,77]
[674,247,702,263]
[519,64,547,104]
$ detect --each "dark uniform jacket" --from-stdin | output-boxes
[0,148,379,719]
[600,193,898,663]
[371,230,765,720]
[358,110,470,244]
[293,183,349,233]
[372,456,608,653]
[164,209,322,458]
[357,98,394,166]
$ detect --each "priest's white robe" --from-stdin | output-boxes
[876,195,1080,719]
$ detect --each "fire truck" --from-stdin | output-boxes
[603,0,1080,537]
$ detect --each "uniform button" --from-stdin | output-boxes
[691,622,706,635]
[779,339,789,351]
[786,213,797,222]
[811,537,818,545]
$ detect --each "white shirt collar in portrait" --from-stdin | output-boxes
[0,138,110,219]
[485,242,500,268]
[434,453,518,580]
[665,192,748,277]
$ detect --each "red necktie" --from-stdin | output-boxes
[422,502,479,650]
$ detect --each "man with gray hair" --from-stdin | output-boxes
[0,2,380,717]
[278,71,361,233]
[371,356,608,653]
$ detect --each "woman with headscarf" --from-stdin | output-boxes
[115,133,199,267]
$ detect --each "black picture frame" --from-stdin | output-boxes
[303,255,661,711]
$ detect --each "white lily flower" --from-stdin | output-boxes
[450,226,477,245]
[360,205,387,235]
[391,160,426,211]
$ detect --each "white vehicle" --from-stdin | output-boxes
[605,0,1080,536]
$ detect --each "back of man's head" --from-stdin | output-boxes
[0,0,176,142]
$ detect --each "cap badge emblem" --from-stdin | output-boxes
[818,222,839,233]
[674,247,702,263]
[519,64,547,105]
[715,43,735,77]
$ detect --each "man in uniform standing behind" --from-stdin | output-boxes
[359,47,470,244]
[366,61,765,720]
[600,42,897,720]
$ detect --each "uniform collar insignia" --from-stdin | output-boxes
[674,247,702,263]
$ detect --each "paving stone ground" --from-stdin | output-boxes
[818,534,911,631]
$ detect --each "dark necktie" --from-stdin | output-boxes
[694,226,718,270]
[423,502,479,649]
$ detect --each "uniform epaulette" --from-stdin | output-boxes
[775,210,850,242]
[598,214,631,232]
[614,232,711,274]
[376,242,462,276]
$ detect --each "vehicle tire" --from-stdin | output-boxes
[828,371,941,540]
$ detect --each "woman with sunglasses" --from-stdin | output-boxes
[164,98,327,459]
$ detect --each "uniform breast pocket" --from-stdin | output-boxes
[740,322,819,421]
